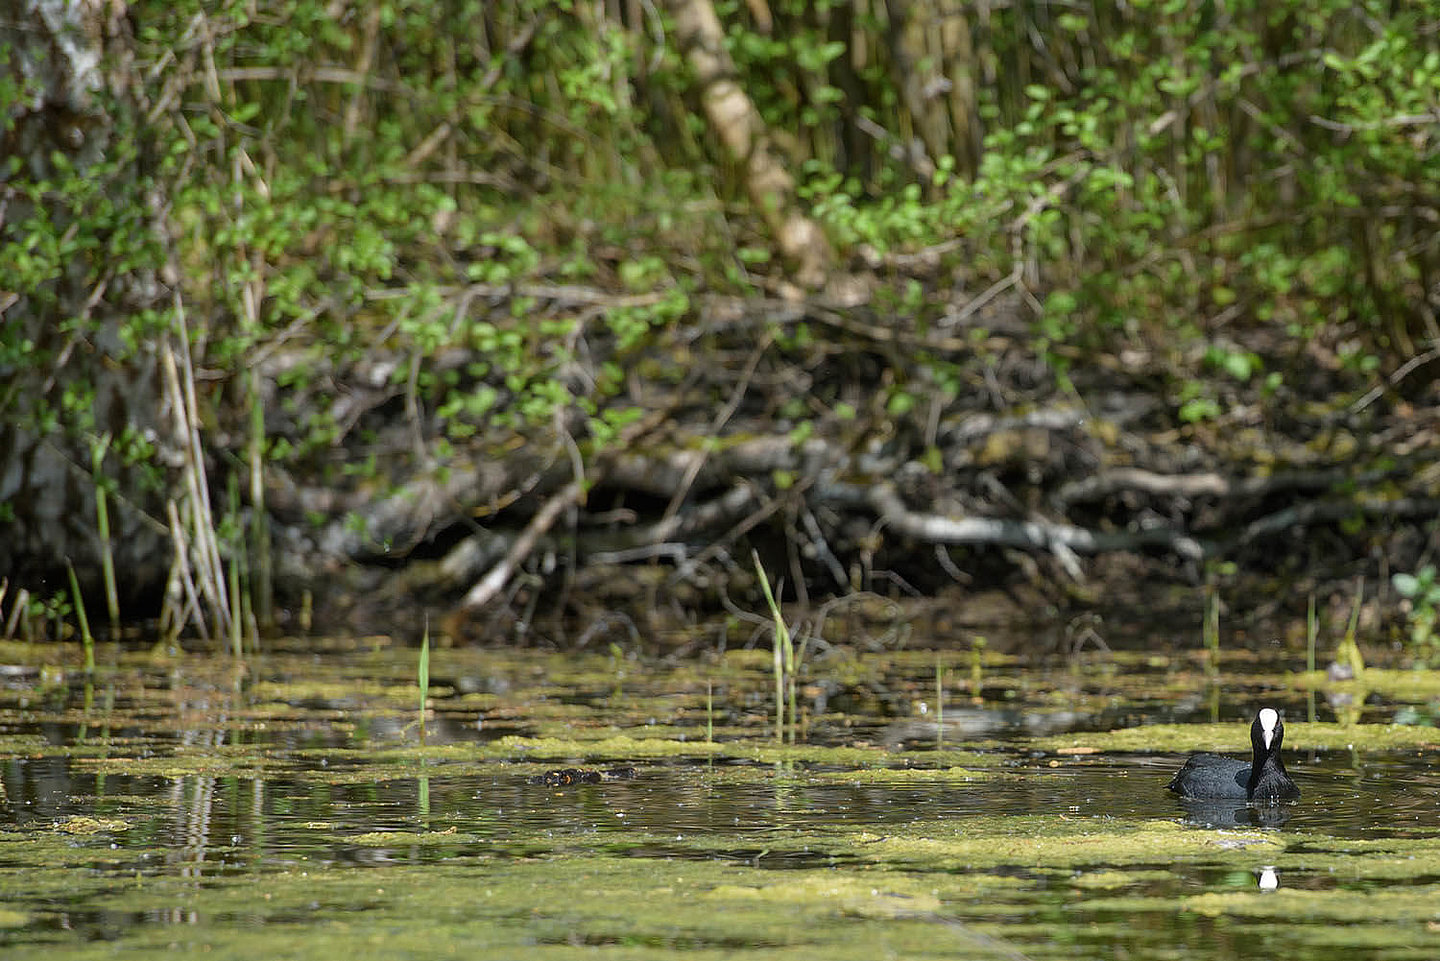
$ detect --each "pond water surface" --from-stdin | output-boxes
[1,640,1438,960]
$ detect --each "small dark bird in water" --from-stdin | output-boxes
[1167,707,1300,801]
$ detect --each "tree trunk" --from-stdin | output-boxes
[667,0,832,288]
[888,0,981,180]
[0,1,177,614]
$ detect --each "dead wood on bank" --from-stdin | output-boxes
[260,289,1439,645]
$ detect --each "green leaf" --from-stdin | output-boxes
[1220,352,1254,381]
[1178,398,1221,423]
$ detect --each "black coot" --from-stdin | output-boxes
[1167,707,1300,801]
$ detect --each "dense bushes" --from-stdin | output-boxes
[2,1,1436,638]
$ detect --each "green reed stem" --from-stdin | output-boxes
[418,616,431,745]
[91,433,119,635]
[1203,587,1220,677]
[935,655,945,750]
[1345,575,1364,642]
[1307,592,1319,723]
[752,550,791,744]
[248,369,273,631]
[66,559,95,673]
[970,635,986,699]
[1307,593,1319,674]
[228,554,242,658]
[1333,575,1367,683]
[226,474,249,657]
[786,640,797,745]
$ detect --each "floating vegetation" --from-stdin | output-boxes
[53,816,130,835]
[347,828,481,846]
[1037,721,1440,754]
[3,644,1440,960]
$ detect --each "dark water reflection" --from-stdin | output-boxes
[5,748,1438,868]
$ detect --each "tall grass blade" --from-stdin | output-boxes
[752,550,789,744]
[970,635,986,700]
[935,655,945,750]
[91,433,120,635]
[1334,576,1367,684]
[248,370,273,630]
[226,474,248,657]
[418,616,431,745]
[1203,587,1220,679]
[161,294,232,643]
[65,559,95,673]
[1307,592,1319,723]
[228,544,243,658]
[4,587,29,642]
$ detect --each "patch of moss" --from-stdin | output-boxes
[347,828,483,845]
[0,733,51,756]
[1186,885,1440,924]
[853,817,1284,871]
[487,733,726,759]
[247,679,428,706]
[1301,668,1440,699]
[55,816,131,835]
[805,765,1002,783]
[1036,720,1440,754]
[0,855,1051,961]
[74,751,286,777]
[1067,868,1152,889]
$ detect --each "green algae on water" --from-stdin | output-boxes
[55,815,131,835]
[1036,720,1440,754]
[845,817,1284,871]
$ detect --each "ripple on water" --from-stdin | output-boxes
[3,648,1440,961]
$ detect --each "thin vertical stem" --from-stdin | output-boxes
[1307,592,1318,723]
[935,654,945,750]
[418,616,431,745]
[66,559,95,673]
[92,433,119,635]
[248,370,272,631]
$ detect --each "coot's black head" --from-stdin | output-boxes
[1246,706,1299,800]
[1250,706,1284,756]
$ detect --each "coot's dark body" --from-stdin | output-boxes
[1167,707,1299,801]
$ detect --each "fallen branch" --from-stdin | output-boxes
[864,483,1206,560]
[461,480,586,610]
[1232,497,1440,549]
[1054,464,1414,509]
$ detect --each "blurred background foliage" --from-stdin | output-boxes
[7,0,1438,466]
[3,0,1439,642]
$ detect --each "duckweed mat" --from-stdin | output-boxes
[2,642,1439,960]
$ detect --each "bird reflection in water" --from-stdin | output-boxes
[1175,798,1292,829]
